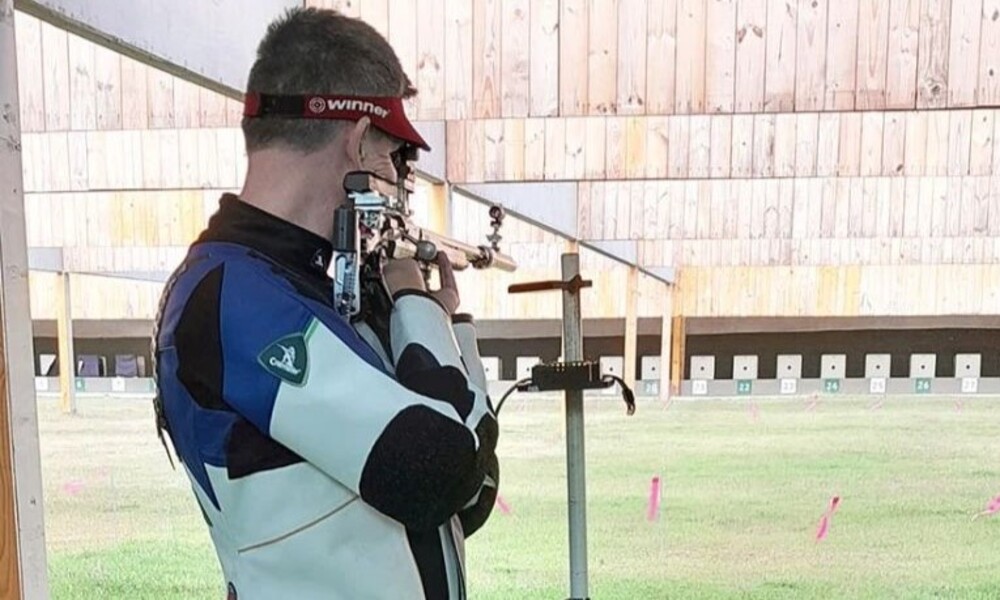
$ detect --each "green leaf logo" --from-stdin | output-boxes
[258,333,308,386]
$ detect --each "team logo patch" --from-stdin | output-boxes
[258,333,309,386]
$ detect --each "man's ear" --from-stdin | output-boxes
[344,116,372,169]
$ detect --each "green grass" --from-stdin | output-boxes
[36,395,1000,599]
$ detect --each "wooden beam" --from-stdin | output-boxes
[623,266,638,391]
[670,315,686,396]
[659,285,673,403]
[55,272,76,415]
[426,182,451,236]
[1,1,50,596]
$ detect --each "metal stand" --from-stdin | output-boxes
[560,254,589,600]
[508,252,591,599]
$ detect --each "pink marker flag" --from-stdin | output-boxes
[955,399,964,412]
[647,476,662,522]
[805,393,819,412]
[815,496,841,542]
[973,494,1000,520]
[748,401,760,423]
[495,494,512,516]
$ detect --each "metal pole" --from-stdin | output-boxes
[560,253,588,599]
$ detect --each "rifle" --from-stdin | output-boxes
[331,147,517,318]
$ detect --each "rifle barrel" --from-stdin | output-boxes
[396,227,518,272]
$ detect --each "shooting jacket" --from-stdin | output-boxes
[153,194,499,599]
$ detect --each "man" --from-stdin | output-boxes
[153,8,498,599]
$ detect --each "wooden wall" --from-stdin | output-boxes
[306,0,1000,119]
[17,3,1000,322]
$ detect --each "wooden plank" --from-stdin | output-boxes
[173,77,201,129]
[925,175,946,237]
[762,179,780,238]
[676,0,707,113]
[14,13,45,132]
[360,0,390,36]
[970,109,995,175]
[624,266,638,389]
[752,114,776,177]
[605,181,642,240]
[606,117,627,178]
[825,0,860,109]
[979,0,1000,104]
[916,0,952,107]
[41,21,70,131]
[834,177,851,238]
[67,132,88,190]
[773,113,797,177]
[794,0,828,110]
[91,43,121,131]
[837,112,862,176]
[875,177,892,236]
[765,0,798,111]
[710,115,733,178]
[465,120,485,182]
[974,176,991,235]
[584,117,607,179]
[389,0,418,114]
[705,0,736,112]
[626,116,648,179]
[688,115,711,178]
[642,180,660,240]
[886,0,922,108]
[198,88,227,128]
[473,0,502,117]
[947,0,983,107]
[588,0,619,115]
[816,112,840,176]
[710,178,728,238]
[848,177,864,237]
[119,57,148,130]
[735,0,767,112]
[500,119,526,181]
[750,179,766,239]
[961,176,979,236]
[889,178,914,239]
[946,176,963,236]
[904,111,928,175]
[794,112,819,176]
[560,0,589,114]
[856,0,891,109]
[520,119,544,181]
[632,181,648,239]
[948,109,973,175]
[444,0,472,119]
[529,0,559,116]
[643,117,668,178]
[882,112,907,176]
[147,68,175,129]
[925,110,950,174]
[731,114,754,177]
[416,0,447,119]
[68,34,97,131]
[659,116,686,178]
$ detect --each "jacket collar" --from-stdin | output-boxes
[196,194,333,278]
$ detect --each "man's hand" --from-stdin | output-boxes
[383,253,460,314]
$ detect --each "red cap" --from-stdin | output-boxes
[243,92,430,151]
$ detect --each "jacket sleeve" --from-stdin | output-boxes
[450,313,499,537]
[217,263,498,532]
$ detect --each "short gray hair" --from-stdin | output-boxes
[242,7,415,153]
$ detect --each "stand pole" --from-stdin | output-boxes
[560,253,588,599]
